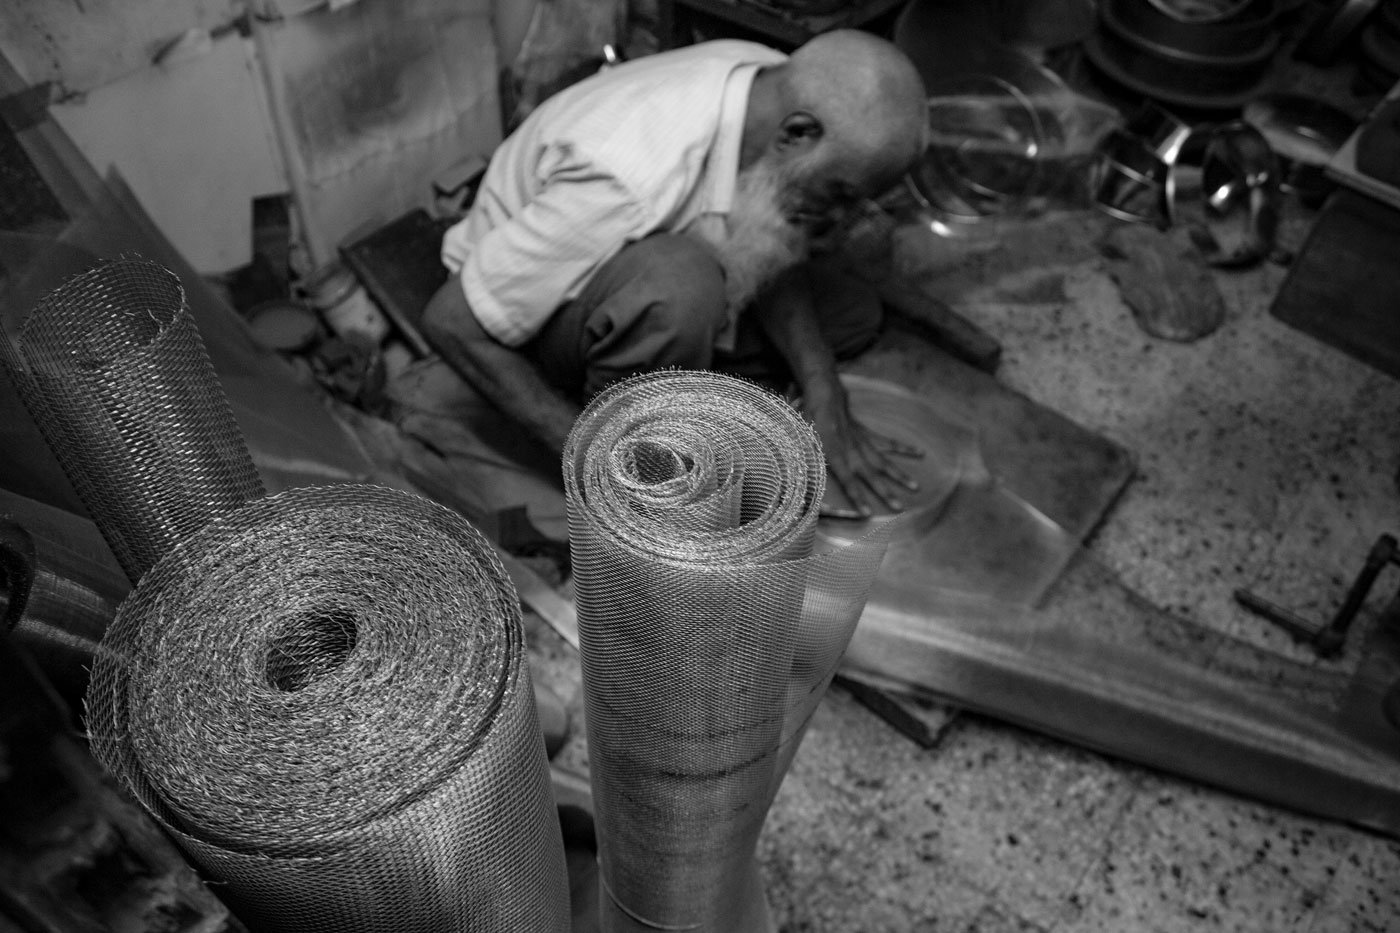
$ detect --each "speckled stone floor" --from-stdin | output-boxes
[528,152,1400,933]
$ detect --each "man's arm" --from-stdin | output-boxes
[420,278,581,455]
[753,265,918,517]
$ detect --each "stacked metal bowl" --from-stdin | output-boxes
[1084,0,1281,110]
[1360,0,1400,90]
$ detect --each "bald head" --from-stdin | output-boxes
[742,30,927,230]
[785,30,927,188]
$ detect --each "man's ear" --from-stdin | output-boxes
[776,111,823,153]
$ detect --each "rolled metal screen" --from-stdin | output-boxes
[4,258,570,931]
[0,258,265,583]
[85,485,572,933]
[563,371,895,932]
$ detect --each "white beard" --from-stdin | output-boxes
[692,158,809,311]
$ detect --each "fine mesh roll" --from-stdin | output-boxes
[85,484,571,933]
[0,258,264,583]
[563,371,895,932]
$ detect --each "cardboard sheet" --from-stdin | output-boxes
[255,0,502,264]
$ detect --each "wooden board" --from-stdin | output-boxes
[1270,187,1400,381]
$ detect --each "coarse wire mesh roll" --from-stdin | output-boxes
[0,258,264,583]
[563,371,896,932]
[85,484,571,933]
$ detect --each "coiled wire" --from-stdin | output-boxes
[86,485,571,933]
[564,371,894,932]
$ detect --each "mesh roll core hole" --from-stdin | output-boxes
[625,440,690,485]
[68,263,182,365]
[265,609,359,692]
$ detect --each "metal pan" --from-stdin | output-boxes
[1085,6,1277,109]
[1109,0,1278,59]
[1242,92,1359,205]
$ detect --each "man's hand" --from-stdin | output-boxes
[754,265,921,519]
[800,377,921,519]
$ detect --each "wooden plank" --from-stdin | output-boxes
[1270,187,1400,381]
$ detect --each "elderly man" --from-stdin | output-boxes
[421,29,929,516]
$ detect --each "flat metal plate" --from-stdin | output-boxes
[817,375,979,542]
[820,375,1077,606]
[832,340,1400,839]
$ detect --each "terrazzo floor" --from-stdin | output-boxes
[529,186,1400,933]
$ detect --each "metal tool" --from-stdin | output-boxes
[1235,533,1400,658]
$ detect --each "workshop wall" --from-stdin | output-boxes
[0,0,241,95]
[1,0,502,275]
[46,31,286,275]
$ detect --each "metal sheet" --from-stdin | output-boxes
[835,363,1400,838]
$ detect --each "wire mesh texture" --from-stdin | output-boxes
[563,371,897,932]
[85,484,572,933]
[0,257,265,583]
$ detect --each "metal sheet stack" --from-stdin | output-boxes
[2,258,570,932]
[563,371,895,933]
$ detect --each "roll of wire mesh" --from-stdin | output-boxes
[85,484,571,933]
[3,258,569,929]
[563,371,896,933]
[0,258,265,584]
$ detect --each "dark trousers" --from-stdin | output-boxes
[385,233,885,540]
[523,233,884,400]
